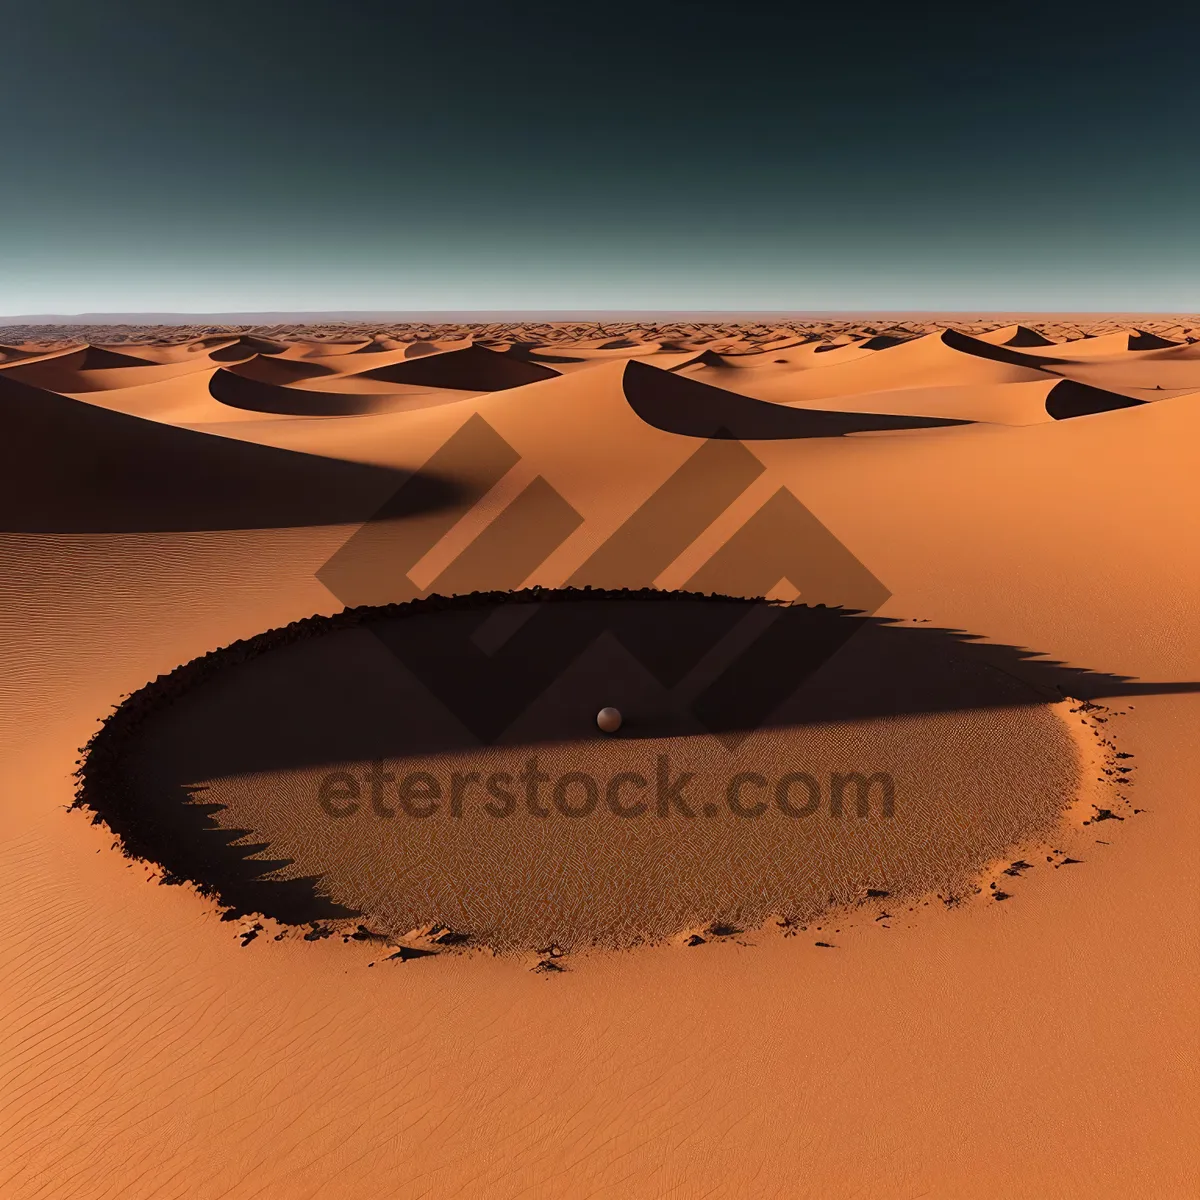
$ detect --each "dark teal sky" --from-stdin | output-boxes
[4,2,1197,314]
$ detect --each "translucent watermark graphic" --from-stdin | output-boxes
[318,757,896,821]
[315,414,892,750]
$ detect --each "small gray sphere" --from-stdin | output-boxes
[596,706,622,734]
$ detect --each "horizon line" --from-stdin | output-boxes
[3,309,1199,326]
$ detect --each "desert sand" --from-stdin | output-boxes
[1,317,1197,1198]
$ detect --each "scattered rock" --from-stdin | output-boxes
[384,944,437,963]
[706,922,741,938]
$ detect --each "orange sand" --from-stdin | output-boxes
[1,318,1197,1198]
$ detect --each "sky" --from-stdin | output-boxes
[3,1,1198,315]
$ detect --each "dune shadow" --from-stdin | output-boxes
[218,355,339,385]
[0,346,159,390]
[359,344,560,391]
[940,327,1066,368]
[0,372,465,532]
[208,366,471,417]
[1045,378,1144,420]
[75,588,1198,928]
[503,342,588,364]
[1128,330,1179,351]
[1000,326,1056,348]
[0,341,56,362]
[624,360,971,438]
[77,346,156,370]
[210,336,286,359]
[206,343,259,363]
[856,334,913,350]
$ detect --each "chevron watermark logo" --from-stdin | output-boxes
[316,413,890,747]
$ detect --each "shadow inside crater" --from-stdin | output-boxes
[75,589,1197,929]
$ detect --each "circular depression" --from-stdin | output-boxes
[78,590,1083,952]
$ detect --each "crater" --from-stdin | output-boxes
[77,590,1099,953]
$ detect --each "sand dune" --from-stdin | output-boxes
[219,348,417,386]
[1127,328,1181,350]
[1044,378,1145,419]
[1,317,1197,1200]
[677,330,1050,409]
[975,323,1057,347]
[258,338,374,359]
[12,321,1177,459]
[289,344,422,374]
[61,366,279,425]
[1037,343,1200,398]
[526,339,663,359]
[672,345,829,372]
[401,335,476,356]
[223,334,292,355]
[623,359,971,437]
[231,342,465,380]
[1013,329,1151,358]
[109,335,247,363]
[214,353,352,386]
[785,339,876,366]
[0,371,435,532]
[0,344,231,392]
[209,365,479,416]
[761,379,1058,425]
[356,343,561,390]
[199,343,563,415]
[0,341,86,364]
